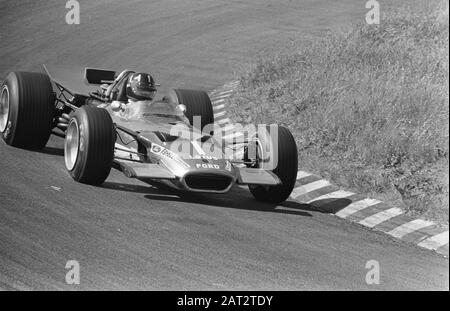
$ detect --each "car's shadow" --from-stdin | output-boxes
[102,180,314,217]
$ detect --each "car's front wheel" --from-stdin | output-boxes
[64,106,116,185]
[248,125,298,203]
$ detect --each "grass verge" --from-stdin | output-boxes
[227,0,449,225]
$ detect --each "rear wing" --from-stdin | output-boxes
[43,64,116,96]
[85,68,116,85]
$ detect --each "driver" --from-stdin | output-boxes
[110,72,157,113]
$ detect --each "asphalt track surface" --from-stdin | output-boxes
[0,0,448,290]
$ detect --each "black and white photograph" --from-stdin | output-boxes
[0,0,448,294]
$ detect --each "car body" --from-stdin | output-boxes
[0,65,298,202]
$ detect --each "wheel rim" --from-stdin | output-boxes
[255,139,265,168]
[65,119,79,171]
[248,139,267,190]
[0,86,10,133]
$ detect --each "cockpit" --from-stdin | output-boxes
[142,100,188,123]
[113,100,189,125]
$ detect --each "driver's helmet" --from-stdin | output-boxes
[126,72,157,101]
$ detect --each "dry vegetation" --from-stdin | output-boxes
[227,0,449,224]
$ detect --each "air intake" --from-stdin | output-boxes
[184,173,233,192]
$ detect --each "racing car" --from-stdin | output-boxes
[0,65,298,203]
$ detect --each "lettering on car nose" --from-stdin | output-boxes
[196,163,220,169]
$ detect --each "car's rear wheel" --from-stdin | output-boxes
[248,125,298,203]
[0,72,55,149]
[65,106,116,185]
[166,89,214,133]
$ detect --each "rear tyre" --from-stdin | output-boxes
[64,106,116,185]
[0,72,55,149]
[167,89,214,133]
[248,125,298,204]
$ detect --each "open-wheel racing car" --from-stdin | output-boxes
[0,66,298,203]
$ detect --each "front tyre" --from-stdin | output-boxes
[248,125,298,204]
[64,106,115,185]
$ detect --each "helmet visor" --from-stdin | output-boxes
[131,85,156,100]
